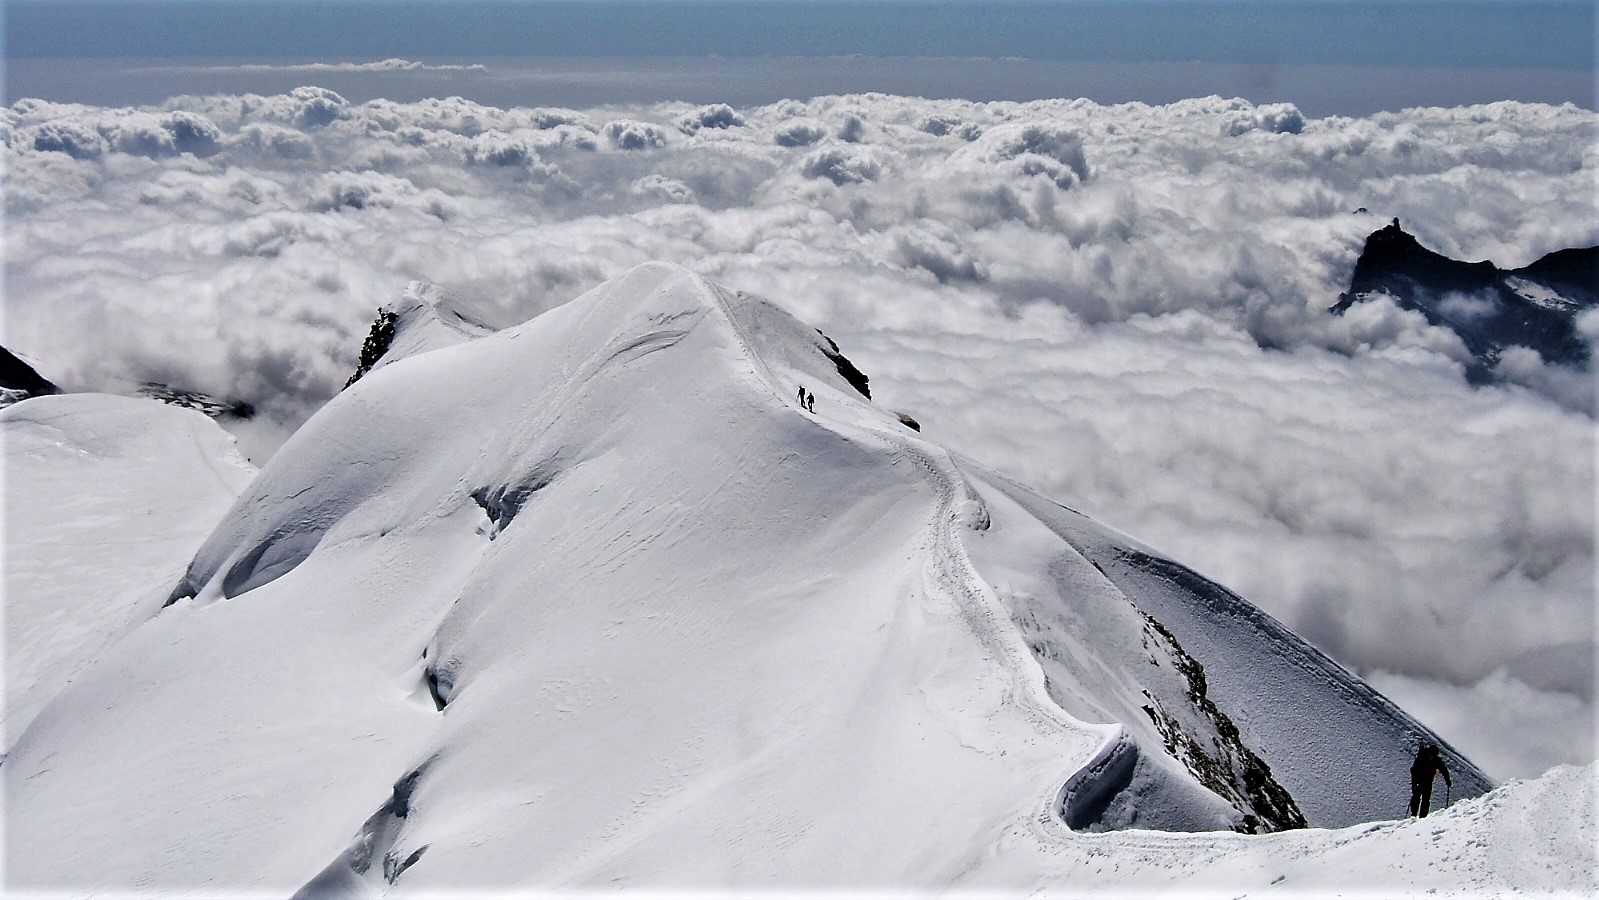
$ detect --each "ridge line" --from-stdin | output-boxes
[697,274,1104,841]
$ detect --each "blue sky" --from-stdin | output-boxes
[5,1,1594,113]
[10,1,1593,69]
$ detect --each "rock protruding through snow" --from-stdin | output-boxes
[0,344,61,408]
[344,280,501,387]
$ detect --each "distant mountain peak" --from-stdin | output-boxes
[1333,221,1597,377]
[137,383,255,419]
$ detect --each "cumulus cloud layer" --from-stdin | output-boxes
[4,89,1594,780]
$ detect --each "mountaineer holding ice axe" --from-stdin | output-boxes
[1408,742,1452,817]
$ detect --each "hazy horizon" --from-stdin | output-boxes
[7,0,1594,115]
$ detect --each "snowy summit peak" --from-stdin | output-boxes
[11,263,1496,892]
[344,279,502,388]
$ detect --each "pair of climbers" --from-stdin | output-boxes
[796,385,815,413]
[1409,742,1452,817]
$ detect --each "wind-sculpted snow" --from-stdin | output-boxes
[4,89,1595,782]
[964,762,1595,896]
[6,265,1561,896]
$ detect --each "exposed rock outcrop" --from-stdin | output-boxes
[0,345,61,408]
[1333,219,1597,379]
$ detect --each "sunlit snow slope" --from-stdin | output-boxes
[6,263,1545,896]
[2,394,255,746]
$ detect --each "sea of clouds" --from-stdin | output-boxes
[4,85,1595,781]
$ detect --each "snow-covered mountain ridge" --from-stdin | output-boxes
[5,263,1587,895]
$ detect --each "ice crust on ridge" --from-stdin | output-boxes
[4,262,1541,894]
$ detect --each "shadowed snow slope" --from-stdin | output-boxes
[6,263,1573,896]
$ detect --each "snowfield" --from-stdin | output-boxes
[2,394,256,744]
[4,265,1593,895]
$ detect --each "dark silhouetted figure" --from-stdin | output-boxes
[1408,742,1452,817]
[805,390,815,413]
[798,385,807,407]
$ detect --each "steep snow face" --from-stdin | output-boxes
[3,264,1548,895]
[1,394,255,747]
[961,464,1492,831]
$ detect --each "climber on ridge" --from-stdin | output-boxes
[1408,742,1451,818]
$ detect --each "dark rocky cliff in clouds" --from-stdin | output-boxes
[0,345,61,407]
[1333,220,1597,381]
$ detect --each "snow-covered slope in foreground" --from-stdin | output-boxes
[964,761,1596,896]
[2,394,255,745]
[5,264,1585,895]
